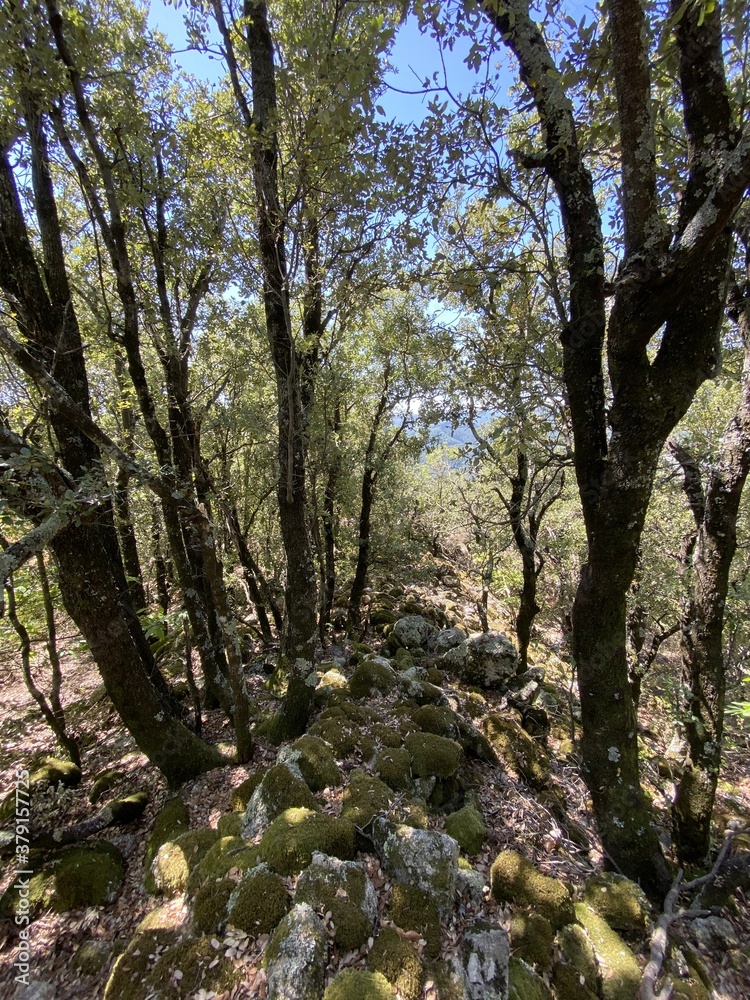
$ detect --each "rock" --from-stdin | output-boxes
[146,935,242,998]
[217,812,243,837]
[0,757,82,823]
[490,851,574,930]
[389,882,442,959]
[227,863,289,935]
[446,805,487,855]
[398,675,449,705]
[414,704,461,739]
[104,904,186,999]
[374,746,412,791]
[277,734,343,792]
[406,731,464,779]
[341,769,392,828]
[552,963,600,1000]
[191,876,234,933]
[0,865,56,923]
[391,614,437,649]
[51,841,124,911]
[230,769,268,812]
[443,631,520,689]
[484,715,550,789]
[323,968,394,999]
[507,956,553,1000]
[431,627,468,655]
[71,939,113,975]
[456,920,510,1000]
[368,926,425,1000]
[373,818,459,918]
[349,657,399,698]
[510,910,554,970]
[427,959,471,1000]
[315,668,350,704]
[689,914,739,949]
[151,827,219,895]
[555,922,599,994]
[520,706,550,742]
[143,796,190,894]
[109,791,149,825]
[259,808,356,876]
[264,903,327,1000]
[89,768,125,804]
[296,853,377,951]
[242,763,319,840]
[456,860,486,905]
[574,902,642,1000]
[307,715,361,756]
[583,872,652,933]
[14,983,56,1000]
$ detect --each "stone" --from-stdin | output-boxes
[456,920,510,1000]
[230,769,268,812]
[373,818,459,918]
[443,631,520,689]
[431,627,468,655]
[391,614,437,649]
[574,902,641,1000]
[151,827,219,895]
[555,922,599,994]
[227,863,289,935]
[389,882,442,959]
[192,876,234,933]
[552,963,600,1000]
[51,841,124,911]
[71,939,113,975]
[241,763,318,841]
[89,768,125,804]
[277,734,343,792]
[295,853,377,951]
[341,769,392,828]
[374,746,412,791]
[689,915,739,949]
[507,956,553,1000]
[323,969,394,999]
[349,658,399,698]
[445,805,487,855]
[456,861,486,905]
[146,935,241,998]
[406,731,465,779]
[143,796,190,894]
[490,851,574,930]
[259,808,356,876]
[484,715,550,789]
[368,926,425,1000]
[583,872,652,933]
[414,704,461,739]
[263,903,327,1000]
[510,910,554,970]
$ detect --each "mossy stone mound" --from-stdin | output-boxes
[510,910,554,970]
[574,901,641,1000]
[413,704,460,739]
[483,715,550,789]
[71,939,113,975]
[368,926,424,1000]
[227,863,289,935]
[405,732,464,779]
[241,762,319,840]
[89,768,125,804]
[445,804,487,855]
[259,807,356,876]
[341,770,392,828]
[583,871,652,933]
[296,853,377,951]
[374,746,412,791]
[1,757,82,823]
[490,850,574,930]
[350,658,398,699]
[146,935,242,998]
[324,968,395,999]
[552,963,599,1000]
[508,956,554,1000]
[230,769,268,813]
[151,827,219,895]
[263,902,327,1000]
[369,722,404,748]
[389,882,441,959]
[217,811,243,836]
[308,716,361,756]
[395,798,431,829]
[105,930,177,1000]
[279,734,343,791]
[187,835,261,893]
[192,876,234,934]
[109,791,149,825]
[52,841,124,911]
[0,865,55,922]
[374,819,458,918]
[555,922,599,993]
[425,959,467,1000]
[143,796,190,894]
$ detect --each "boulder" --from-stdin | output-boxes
[349,658,398,699]
[490,850,574,930]
[445,805,487,855]
[391,614,437,649]
[259,808,356,876]
[143,796,191,894]
[241,763,318,841]
[389,882,441,959]
[51,841,124,911]
[191,876,234,933]
[574,902,641,1000]
[341,769,392,828]
[277,734,343,792]
[263,903,327,1000]
[455,920,510,1000]
[373,818,459,917]
[295,853,377,951]
[431,627,468,655]
[443,631,520,689]
[151,828,219,895]
[323,969,393,999]
[507,956,553,1000]
[368,927,425,1000]
[374,747,412,791]
[226,863,289,935]
[583,872,652,933]
[405,732,464,779]
[484,715,550,789]
[510,910,554,970]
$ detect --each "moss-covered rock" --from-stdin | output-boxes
[490,851,574,930]
[574,901,641,1000]
[278,733,343,792]
[551,962,600,1000]
[104,928,180,1000]
[508,956,554,1000]
[426,959,467,1000]
[0,757,82,823]
[187,835,261,894]
[109,791,149,825]
[52,841,124,911]
[445,804,487,855]
[374,819,458,918]
[230,769,268,813]
[395,647,416,671]
[583,872,652,933]
[242,762,319,840]
[374,746,412,791]
[554,922,599,994]
[89,769,125,804]
[296,853,377,951]
[341,769,392,828]
[151,827,219,895]
[389,882,441,959]
[143,796,190,894]
[226,863,289,935]
[413,704,460,739]
[368,926,424,1000]
[369,722,404,748]
[263,902,327,1000]
[483,715,550,789]
[308,716,361,756]
[350,658,398,699]
[510,910,554,970]
[71,939,113,975]
[398,676,447,706]
[394,797,431,830]
[324,968,395,999]
[217,811,243,837]
[192,876,234,934]
[259,807,356,876]
[405,732,464,779]
[0,864,55,922]
[146,934,242,998]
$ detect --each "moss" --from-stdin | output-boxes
[555,922,599,993]
[262,903,327,999]
[255,711,288,745]
[230,769,268,812]
[583,872,652,933]
[551,963,600,1000]
[32,756,82,789]
[242,763,319,838]
[192,876,234,934]
[426,960,466,1000]
[151,828,220,895]
[143,796,190,894]
[146,935,242,998]
[490,851,575,930]
[445,805,487,855]
[427,667,444,685]
[369,723,404,748]
[89,769,125,804]
[283,734,343,791]
[574,902,641,1000]
[342,770,392,827]
[510,910,554,970]
[406,732,464,779]
[351,641,374,660]
[109,792,149,825]
[323,969,394,999]
[413,704,459,739]
[394,798,431,829]
[52,841,124,911]
[508,956,554,1000]
[71,939,112,975]
[0,865,55,922]
[400,677,446,706]
[350,660,398,699]
[308,716,361,756]
[104,928,180,1000]
[187,836,261,894]
[389,882,441,959]
[374,747,412,791]
[217,812,243,837]
[227,863,289,935]
[395,648,415,671]
[484,715,550,789]
[259,807,356,876]
[368,926,424,1000]
[462,691,488,719]
[296,856,376,951]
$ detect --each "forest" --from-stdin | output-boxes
[1,1,749,998]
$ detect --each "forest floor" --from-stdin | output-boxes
[0,557,749,999]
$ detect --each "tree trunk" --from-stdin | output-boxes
[349,467,376,630]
